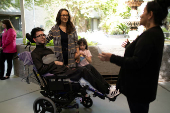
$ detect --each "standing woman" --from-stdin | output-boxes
[99,0,170,113]
[46,8,79,68]
[0,19,17,80]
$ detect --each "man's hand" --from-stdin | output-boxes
[54,61,63,65]
[0,47,3,50]
[98,52,112,61]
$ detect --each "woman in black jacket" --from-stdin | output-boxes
[99,0,170,113]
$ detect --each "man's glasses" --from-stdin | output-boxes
[36,34,46,38]
[61,15,69,17]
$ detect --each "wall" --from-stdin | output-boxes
[13,45,122,84]
[13,44,170,83]
[159,44,170,81]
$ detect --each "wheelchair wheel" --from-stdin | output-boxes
[82,97,93,108]
[33,96,57,113]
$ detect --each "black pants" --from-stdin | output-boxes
[0,51,15,78]
[63,64,110,94]
[127,98,150,113]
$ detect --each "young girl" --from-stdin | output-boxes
[77,38,92,67]
[77,38,94,98]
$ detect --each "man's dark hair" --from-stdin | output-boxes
[146,0,170,26]
[31,27,44,38]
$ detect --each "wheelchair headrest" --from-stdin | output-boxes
[26,33,35,43]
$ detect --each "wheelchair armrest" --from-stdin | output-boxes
[45,73,68,79]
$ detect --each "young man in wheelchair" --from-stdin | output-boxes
[29,27,119,99]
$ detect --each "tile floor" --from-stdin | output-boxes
[0,75,170,113]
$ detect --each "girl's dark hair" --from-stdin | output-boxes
[56,8,74,34]
[146,0,170,26]
[77,38,88,50]
[2,19,16,31]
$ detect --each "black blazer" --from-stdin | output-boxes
[110,26,164,103]
[0,33,2,47]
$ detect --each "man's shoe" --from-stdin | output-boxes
[107,85,120,98]
[0,77,6,80]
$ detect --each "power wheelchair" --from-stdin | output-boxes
[17,35,118,113]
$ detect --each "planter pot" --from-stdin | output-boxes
[108,34,128,38]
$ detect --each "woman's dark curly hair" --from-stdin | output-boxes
[77,38,88,50]
[56,8,74,34]
[146,0,170,26]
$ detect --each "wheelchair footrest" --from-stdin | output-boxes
[93,93,105,99]
[87,87,105,99]
[67,103,79,109]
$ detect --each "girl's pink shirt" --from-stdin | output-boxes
[78,49,92,67]
[2,28,17,53]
